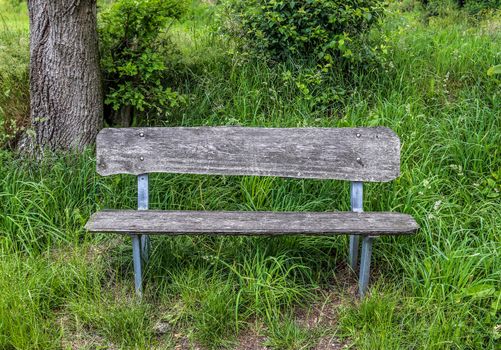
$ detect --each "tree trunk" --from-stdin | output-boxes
[27,0,102,152]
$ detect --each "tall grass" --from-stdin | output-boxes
[0,0,29,146]
[0,0,500,348]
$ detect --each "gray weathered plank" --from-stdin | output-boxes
[85,210,419,235]
[96,127,400,182]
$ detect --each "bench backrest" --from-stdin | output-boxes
[96,127,400,182]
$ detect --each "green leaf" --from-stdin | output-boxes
[487,64,501,76]
[462,284,496,299]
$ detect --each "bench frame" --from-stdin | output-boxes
[130,175,373,297]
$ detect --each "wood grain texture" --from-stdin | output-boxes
[96,127,400,182]
[85,210,419,235]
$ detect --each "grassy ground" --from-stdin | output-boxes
[0,0,500,349]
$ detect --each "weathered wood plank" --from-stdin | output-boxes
[85,210,419,235]
[96,127,400,182]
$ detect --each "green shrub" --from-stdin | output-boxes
[221,0,386,67]
[98,0,188,126]
[463,0,501,15]
[419,0,500,16]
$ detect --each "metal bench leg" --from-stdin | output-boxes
[140,235,150,263]
[359,236,374,297]
[138,174,149,263]
[131,234,143,297]
[349,235,360,270]
[349,182,363,270]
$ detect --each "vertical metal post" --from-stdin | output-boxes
[138,174,149,262]
[349,182,363,270]
[131,234,143,297]
[359,236,374,297]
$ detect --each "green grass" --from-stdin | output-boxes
[0,0,500,348]
[0,0,29,146]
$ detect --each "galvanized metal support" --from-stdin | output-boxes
[138,174,149,263]
[131,174,149,297]
[359,236,374,297]
[349,182,363,270]
[131,234,143,297]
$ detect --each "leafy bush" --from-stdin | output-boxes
[98,0,188,126]
[462,0,501,15]
[419,0,500,16]
[221,0,386,67]
[219,0,388,114]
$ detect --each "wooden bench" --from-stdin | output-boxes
[85,127,419,297]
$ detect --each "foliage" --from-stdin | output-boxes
[0,1,29,147]
[221,0,386,67]
[487,64,501,76]
[6,0,23,7]
[0,0,500,348]
[462,0,501,15]
[0,37,29,147]
[98,0,188,122]
[219,0,389,113]
[419,0,501,16]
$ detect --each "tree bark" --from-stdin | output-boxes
[27,0,102,152]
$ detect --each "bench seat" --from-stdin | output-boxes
[85,210,418,235]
